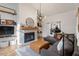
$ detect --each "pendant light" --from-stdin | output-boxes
[37,3,45,21]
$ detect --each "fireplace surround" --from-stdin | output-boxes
[17,30,37,46]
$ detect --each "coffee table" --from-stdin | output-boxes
[30,38,50,53]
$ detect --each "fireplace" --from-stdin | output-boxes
[17,29,37,45]
[24,32,35,43]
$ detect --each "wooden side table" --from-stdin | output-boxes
[30,38,50,53]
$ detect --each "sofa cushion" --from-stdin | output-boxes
[57,38,63,51]
[58,36,74,56]
[44,36,57,45]
[41,41,59,56]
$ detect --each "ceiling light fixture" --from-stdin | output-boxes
[37,3,46,20]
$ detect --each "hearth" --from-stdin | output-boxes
[24,32,35,43]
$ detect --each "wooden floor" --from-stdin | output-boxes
[0,46,16,56]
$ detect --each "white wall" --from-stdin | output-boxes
[42,10,77,37]
[17,4,37,26]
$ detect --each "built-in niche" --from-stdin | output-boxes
[0,26,14,37]
[0,5,16,25]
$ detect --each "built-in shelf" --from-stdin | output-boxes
[0,25,15,27]
[0,5,16,15]
[0,19,16,26]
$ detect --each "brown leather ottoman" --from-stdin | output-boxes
[30,38,50,53]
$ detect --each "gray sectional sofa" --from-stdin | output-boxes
[40,34,79,56]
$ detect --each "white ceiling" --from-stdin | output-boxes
[30,3,79,16]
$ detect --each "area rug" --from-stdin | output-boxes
[16,46,40,56]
